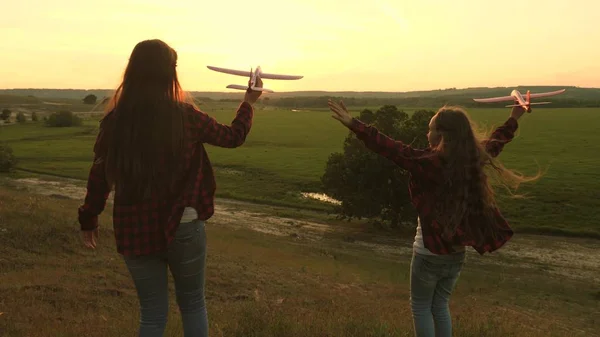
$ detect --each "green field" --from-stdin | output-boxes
[1,102,599,237]
[1,95,600,336]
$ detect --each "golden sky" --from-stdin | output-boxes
[1,0,599,91]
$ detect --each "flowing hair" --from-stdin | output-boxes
[430,106,541,244]
[99,39,195,201]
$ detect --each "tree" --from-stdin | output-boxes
[16,112,26,123]
[320,106,435,228]
[31,112,39,122]
[0,143,16,173]
[83,94,97,105]
[1,109,10,121]
[45,110,83,127]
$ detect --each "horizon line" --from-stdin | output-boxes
[0,85,593,94]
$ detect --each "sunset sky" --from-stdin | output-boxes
[1,0,599,92]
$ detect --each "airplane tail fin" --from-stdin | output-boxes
[526,90,531,104]
[226,84,275,93]
[226,84,249,91]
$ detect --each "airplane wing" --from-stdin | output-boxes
[527,89,566,99]
[260,72,304,80]
[226,84,275,93]
[472,95,516,103]
[207,66,252,77]
[474,89,566,103]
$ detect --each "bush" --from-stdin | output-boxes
[1,109,10,121]
[16,112,26,123]
[31,112,39,122]
[321,106,435,228]
[83,94,97,105]
[0,143,16,173]
[45,110,83,127]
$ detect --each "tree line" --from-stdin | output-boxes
[261,96,600,109]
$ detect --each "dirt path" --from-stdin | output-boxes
[4,177,600,285]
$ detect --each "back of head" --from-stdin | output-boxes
[100,39,193,201]
[430,106,481,168]
[429,106,530,244]
[106,39,186,112]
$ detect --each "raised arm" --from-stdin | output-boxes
[78,125,111,231]
[348,118,431,173]
[483,104,527,158]
[191,78,262,148]
[483,117,519,158]
[190,101,254,148]
[328,100,432,175]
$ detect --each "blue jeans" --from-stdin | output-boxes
[410,251,465,337]
[123,220,208,337]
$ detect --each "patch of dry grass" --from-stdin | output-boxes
[0,186,598,336]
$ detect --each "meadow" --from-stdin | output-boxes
[1,185,599,337]
[1,100,599,237]
[1,96,600,336]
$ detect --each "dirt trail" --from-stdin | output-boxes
[5,177,600,284]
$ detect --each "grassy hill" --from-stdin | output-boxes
[1,185,598,336]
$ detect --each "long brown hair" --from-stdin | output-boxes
[430,106,541,244]
[99,39,194,201]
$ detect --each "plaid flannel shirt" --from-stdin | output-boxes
[78,102,253,256]
[349,116,519,255]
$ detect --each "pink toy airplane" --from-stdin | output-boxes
[473,88,566,112]
[207,65,303,93]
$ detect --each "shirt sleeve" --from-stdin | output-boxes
[483,117,519,158]
[347,118,435,176]
[78,122,111,231]
[190,101,254,148]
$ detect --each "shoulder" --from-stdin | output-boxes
[93,111,115,154]
[412,149,445,181]
[180,103,206,119]
[96,110,116,137]
[180,102,198,112]
[180,104,211,132]
[99,109,115,124]
[96,110,117,137]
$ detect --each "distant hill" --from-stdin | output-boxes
[1,86,599,108]
[0,89,114,101]
[1,86,598,99]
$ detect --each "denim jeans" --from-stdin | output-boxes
[123,219,208,337]
[410,251,465,337]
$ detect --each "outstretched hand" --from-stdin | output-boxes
[244,77,263,105]
[510,103,528,120]
[328,99,353,127]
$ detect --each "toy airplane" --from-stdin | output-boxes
[473,88,566,112]
[207,65,303,93]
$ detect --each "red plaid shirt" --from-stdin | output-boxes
[78,102,254,256]
[349,116,519,255]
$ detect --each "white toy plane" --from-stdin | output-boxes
[473,88,566,112]
[207,65,303,93]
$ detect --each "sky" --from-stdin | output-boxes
[1,0,599,92]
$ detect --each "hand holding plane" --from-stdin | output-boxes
[473,88,566,112]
